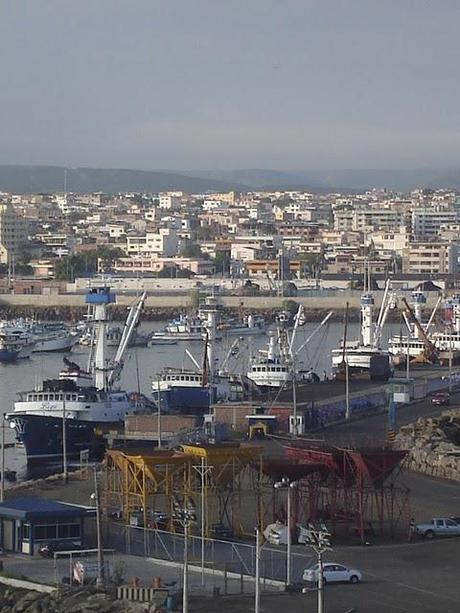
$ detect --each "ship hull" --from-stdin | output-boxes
[158,387,211,412]
[32,335,76,353]
[7,413,116,465]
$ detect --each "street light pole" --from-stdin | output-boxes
[183,519,189,613]
[156,381,162,450]
[0,415,5,503]
[172,497,196,613]
[274,477,298,586]
[93,466,104,588]
[303,523,332,613]
[317,549,324,613]
[287,483,292,586]
[62,393,68,483]
[193,457,213,585]
[255,527,261,613]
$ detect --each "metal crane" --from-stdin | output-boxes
[400,297,438,364]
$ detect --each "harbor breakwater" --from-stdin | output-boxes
[0,291,438,322]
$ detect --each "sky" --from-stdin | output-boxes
[1,0,460,172]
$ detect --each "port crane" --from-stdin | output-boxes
[400,297,438,364]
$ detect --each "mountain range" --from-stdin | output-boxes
[1,165,460,193]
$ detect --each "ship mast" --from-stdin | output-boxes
[86,287,115,391]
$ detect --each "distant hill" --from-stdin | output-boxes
[189,169,322,190]
[0,165,245,194]
[196,168,459,191]
[0,164,459,194]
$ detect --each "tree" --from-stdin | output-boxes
[181,241,203,259]
[213,251,231,275]
[54,247,124,280]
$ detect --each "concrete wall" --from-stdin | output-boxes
[0,290,443,311]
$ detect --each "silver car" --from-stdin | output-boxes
[303,563,362,584]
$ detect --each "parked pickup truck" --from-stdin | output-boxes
[415,518,460,539]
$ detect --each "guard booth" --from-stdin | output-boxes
[247,415,277,439]
[0,496,94,556]
[388,378,414,404]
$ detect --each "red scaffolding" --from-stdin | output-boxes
[262,443,410,543]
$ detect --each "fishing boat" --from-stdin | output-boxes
[151,314,205,342]
[247,307,332,390]
[331,276,393,377]
[6,287,146,466]
[0,329,35,362]
[151,297,241,411]
[387,291,441,359]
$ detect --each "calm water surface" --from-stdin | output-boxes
[0,321,400,480]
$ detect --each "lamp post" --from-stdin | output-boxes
[254,526,261,613]
[274,477,298,586]
[172,496,197,613]
[91,465,104,588]
[193,457,213,585]
[303,523,332,613]
[0,414,5,503]
[62,393,68,483]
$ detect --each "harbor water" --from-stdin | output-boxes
[0,320,400,481]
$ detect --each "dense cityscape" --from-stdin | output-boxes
[1,1,460,612]
[2,185,460,294]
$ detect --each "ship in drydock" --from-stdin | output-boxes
[7,286,146,466]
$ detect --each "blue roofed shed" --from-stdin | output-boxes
[0,496,95,556]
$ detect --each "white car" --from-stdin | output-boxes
[303,563,362,584]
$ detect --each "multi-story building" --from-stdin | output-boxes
[0,203,28,264]
[411,209,460,239]
[125,228,179,257]
[402,241,459,274]
[333,208,404,232]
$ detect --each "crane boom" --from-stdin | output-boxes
[400,297,438,363]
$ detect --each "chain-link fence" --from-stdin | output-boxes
[107,520,314,588]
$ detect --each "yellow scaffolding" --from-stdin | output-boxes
[103,443,263,536]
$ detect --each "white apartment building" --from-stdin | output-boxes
[411,209,460,239]
[333,208,405,232]
[125,228,179,257]
[402,241,459,274]
[158,195,181,209]
[0,203,28,264]
[370,227,410,254]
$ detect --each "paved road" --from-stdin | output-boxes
[191,537,460,613]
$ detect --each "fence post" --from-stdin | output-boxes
[224,564,228,595]
[240,565,244,594]
[126,525,131,555]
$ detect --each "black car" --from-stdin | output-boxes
[38,541,81,558]
[431,393,450,406]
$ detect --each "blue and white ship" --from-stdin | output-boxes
[151,297,241,411]
[7,286,146,466]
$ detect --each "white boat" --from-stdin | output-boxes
[387,291,435,358]
[247,308,332,390]
[153,314,206,341]
[432,294,460,351]
[331,270,393,373]
[7,288,147,465]
[217,314,266,337]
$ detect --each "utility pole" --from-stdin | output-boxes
[255,527,261,613]
[449,324,453,394]
[345,359,350,420]
[274,477,298,586]
[92,466,104,587]
[303,523,332,613]
[193,457,213,585]
[156,381,162,450]
[172,497,197,613]
[62,394,68,483]
[0,415,5,503]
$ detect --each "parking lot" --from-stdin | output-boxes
[191,537,460,612]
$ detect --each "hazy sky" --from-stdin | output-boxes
[1,0,460,171]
